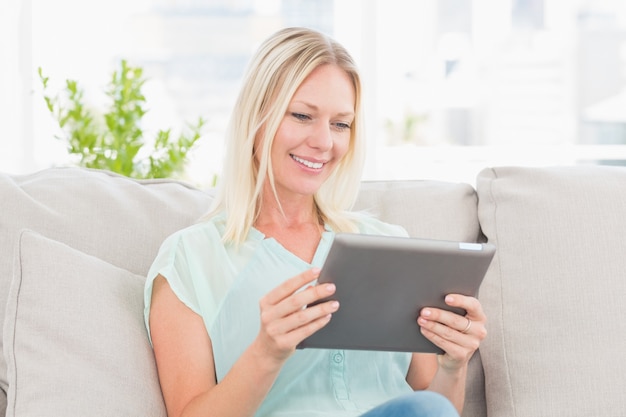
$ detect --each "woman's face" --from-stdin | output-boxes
[261,64,355,200]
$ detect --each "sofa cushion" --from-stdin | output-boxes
[0,167,212,408]
[355,180,481,242]
[476,166,626,417]
[0,388,5,416]
[4,230,167,416]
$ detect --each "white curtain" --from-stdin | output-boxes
[0,0,33,174]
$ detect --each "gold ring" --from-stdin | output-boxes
[461,318,472,334]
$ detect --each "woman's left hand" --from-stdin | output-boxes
[417,294,487,371]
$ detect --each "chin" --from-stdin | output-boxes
[294,182,324,197]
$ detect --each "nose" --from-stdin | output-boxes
[308,121,333,151]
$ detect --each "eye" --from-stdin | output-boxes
[333,122,352,132]
[291,112,311,121]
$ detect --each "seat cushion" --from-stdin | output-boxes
[476,166,626,417]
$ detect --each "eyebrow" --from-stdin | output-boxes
[292,101,355,118]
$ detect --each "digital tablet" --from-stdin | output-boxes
[297,233,496,353]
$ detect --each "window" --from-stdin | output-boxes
[3,0,626,186]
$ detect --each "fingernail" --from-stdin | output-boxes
[325,283,336,292]
[311,267,321,275]
[331,301,339,310]
[445,295,454,303]
[422,309,431,317]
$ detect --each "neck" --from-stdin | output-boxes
[255,184,320,229]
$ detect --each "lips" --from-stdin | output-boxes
[291,154,325,169]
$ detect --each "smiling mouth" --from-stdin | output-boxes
[291,154,324,169]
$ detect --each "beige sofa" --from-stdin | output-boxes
[1,166,625,417]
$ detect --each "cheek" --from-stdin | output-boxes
[334,133,352,159]
[271,122,296,154]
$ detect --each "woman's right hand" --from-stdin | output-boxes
[254,268,339,364]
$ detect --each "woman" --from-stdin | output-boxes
[145,27,486,417]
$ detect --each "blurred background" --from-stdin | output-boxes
[2,0,626,186]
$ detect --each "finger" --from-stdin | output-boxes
[275,312,334,350]
[262,268,321,306]
[267,299,340,338]
[444,294,486,322]
[419,295,485,330]
[259,272,336,335]
[420,306,486,338]
[419,318,480,360]
[272,281,337,320]
[291,311,334,340]
[418,311,485,351]
[420,323,481,357]
[460,317,473,334]
[421,326,470,367]
[419,307,469,334]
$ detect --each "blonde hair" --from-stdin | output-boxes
[207,27,366,244]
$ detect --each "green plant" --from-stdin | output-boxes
[39,59,205,179]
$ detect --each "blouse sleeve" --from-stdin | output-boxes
[143,222,231,343]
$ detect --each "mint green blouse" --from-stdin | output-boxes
[144,213,415,417]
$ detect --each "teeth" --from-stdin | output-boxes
[291,155,323,169]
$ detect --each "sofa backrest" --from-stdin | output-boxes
[355,179,481,242]
[476,166,626,417]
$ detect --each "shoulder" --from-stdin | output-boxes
[351,212,409,237]
[150,217,230,274]
[146,215,232,321]
[160,216,225,250]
